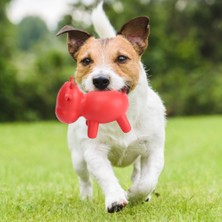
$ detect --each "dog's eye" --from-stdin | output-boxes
[116,55,128,64]
[81,57,93,66]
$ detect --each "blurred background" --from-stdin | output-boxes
[1,0,222,122]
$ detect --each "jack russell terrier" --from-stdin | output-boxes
[57,3,166,213]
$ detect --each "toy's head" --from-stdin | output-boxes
[55,77,83,124]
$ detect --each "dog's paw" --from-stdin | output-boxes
[107,201,128,213]
[128,179,157,203]
[106,192,128,213]
[128,183,153,203]
[145,191,160,202]
[145,194,152,202]
[127,191,146,203]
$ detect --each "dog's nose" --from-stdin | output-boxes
[93,77,110,90]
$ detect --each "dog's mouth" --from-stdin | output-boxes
[119,85,130,94]
[95,85,130,94]
[85,85,130,94]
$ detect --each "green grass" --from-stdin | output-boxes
[0,117,221,222]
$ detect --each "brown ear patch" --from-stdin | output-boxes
[56,25,92,60]
[117,17,150,55]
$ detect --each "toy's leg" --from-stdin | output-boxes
[87,121,99,138]
[116,115,131,133]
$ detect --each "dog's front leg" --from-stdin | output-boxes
[71,148,93,200]
[128,142,164,202]
[84,145,128,213]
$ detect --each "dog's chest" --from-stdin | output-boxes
[100,126,147,167]
[99,106,148,167]
[108,144,140,167]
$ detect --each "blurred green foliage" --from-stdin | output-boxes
[0,0,222,121]
[0,0,19,121]
[17,16,48,51]
[0,1,74,121]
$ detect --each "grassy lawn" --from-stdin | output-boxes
[0,116,221,221]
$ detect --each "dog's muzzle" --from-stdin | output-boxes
[93,77,110,90]
[92,76,130,94]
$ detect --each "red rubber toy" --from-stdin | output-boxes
[55,77,131,138]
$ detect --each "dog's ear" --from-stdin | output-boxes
[56,25,91,60]
[117,17,150,55]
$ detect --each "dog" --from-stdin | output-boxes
[57,2,166,213]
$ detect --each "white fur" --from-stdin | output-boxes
[91,1,116,38]
[68,4,166,212]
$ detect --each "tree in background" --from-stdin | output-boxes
[150,0,222,115]
[13,16,74,121]
[0,2,74,121]
[17,16,49,51]
[0,0,20,121]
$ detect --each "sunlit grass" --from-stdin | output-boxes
[0,117,221,221]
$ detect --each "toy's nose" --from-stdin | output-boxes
[93,77,110,90]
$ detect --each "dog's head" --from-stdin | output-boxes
[57,17,149,93]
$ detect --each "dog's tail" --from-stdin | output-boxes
[92,2,116,38]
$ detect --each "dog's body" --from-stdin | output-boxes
[58,3,166,213]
